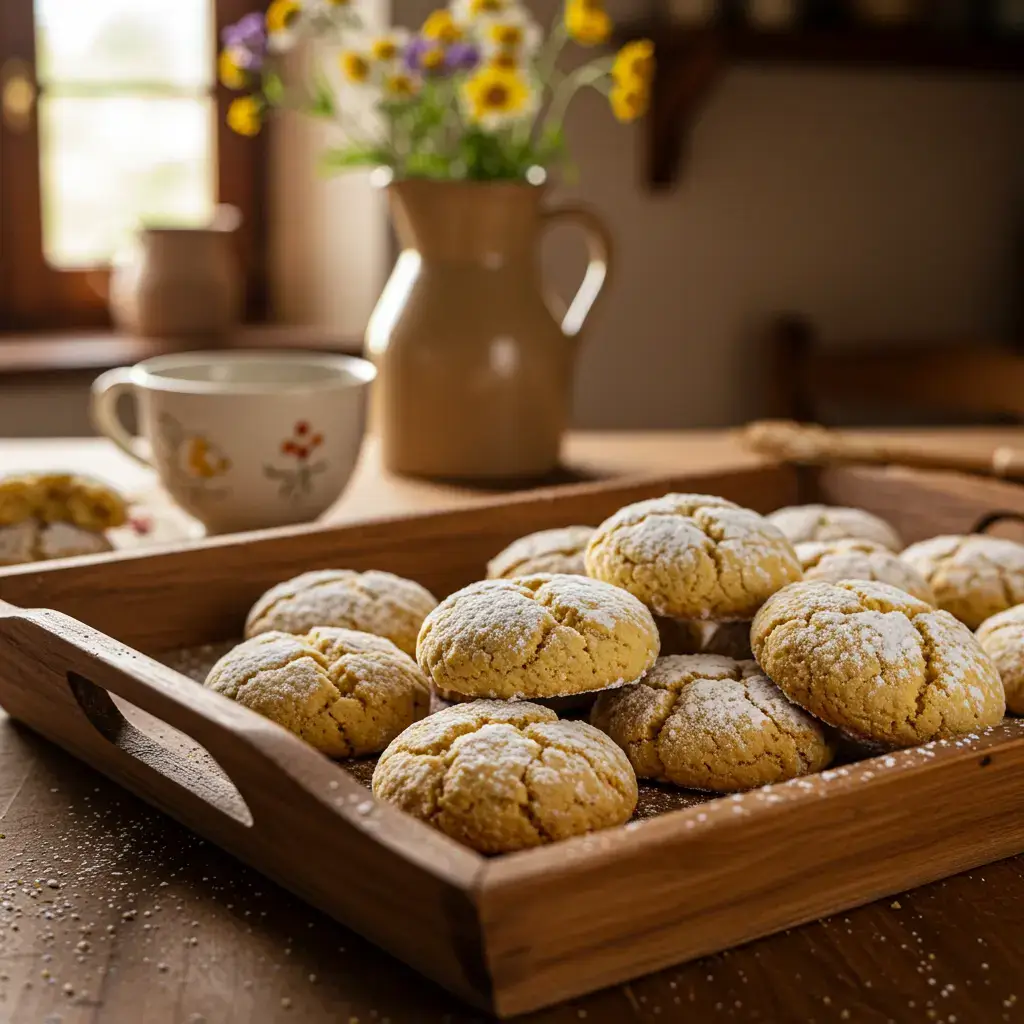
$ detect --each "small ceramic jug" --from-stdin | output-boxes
[366,179,613,480]
[110,206,243,340]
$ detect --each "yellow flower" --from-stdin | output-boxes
[384,73,418,98]
[488,22,524,48]
[488,49,519,71]
[612,39,654,89]
[218,49,247,90]
[340,51,371,83]
[227,95,262,136]
[609,82,648,123]
[470,0,506,14]
[323,0,351,5]
[266,0,301,34]
[461,65,534,129]
[422,9,463,43]
[421,45,447,71]
[371,38,399,61]
[565,0,612,45]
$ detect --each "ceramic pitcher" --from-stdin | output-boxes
[366,180,613,480]
[110,207,243,340]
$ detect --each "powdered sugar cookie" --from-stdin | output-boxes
[797,538,934,603]
[976,604,1024,714]
[767,504,902,551]
[205,627,430,757]
[901,534,1024,629]
[487,525,594,579]
[245,569,437,657]
[372,700,637,853]
[591,654,834,791]
[751,579,1004,748]
[416,574,659,700]
[585,493,802,621]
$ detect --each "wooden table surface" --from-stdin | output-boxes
[2,429,1024,1024]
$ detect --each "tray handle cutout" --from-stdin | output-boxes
[67,670,254,828]
[973,510,1024,538]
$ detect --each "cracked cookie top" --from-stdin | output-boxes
[372,700,637,853]
[766,504,902,551]
[585,493,802,621]
[976,603,1024,715]
[244,569,438,657]
[415,574,660,700]
[900,534,1024,629]
[590,654,834,792]
[751,579,1004,748]
[796,538,935,603]
[487,525,595,579]
[205,627,430,757]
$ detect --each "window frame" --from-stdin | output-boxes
[0,0,268,331]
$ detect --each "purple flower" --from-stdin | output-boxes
[445,41,480,72]
[404,36,479,75]
[222,12,267,70]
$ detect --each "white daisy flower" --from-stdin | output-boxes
[475,6,543,60]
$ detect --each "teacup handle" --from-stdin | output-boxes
[540,203,614,338]
[91,368,151,466]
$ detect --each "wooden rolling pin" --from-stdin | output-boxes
[739,420,1024,481]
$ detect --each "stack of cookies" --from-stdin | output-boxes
[201,493,1016,856]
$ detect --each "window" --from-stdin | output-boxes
[0,0,266,331]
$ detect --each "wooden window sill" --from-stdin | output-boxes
[0,326,363,380]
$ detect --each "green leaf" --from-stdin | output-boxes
[320,146,395,174]
[307,65,337,119]
[262,70,286,106]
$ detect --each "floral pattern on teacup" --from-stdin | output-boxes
[155,413,233,503]
[264,420,327,501]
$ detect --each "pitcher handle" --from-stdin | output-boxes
[540,204,613,338]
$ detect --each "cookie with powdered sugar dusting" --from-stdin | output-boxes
[796,538,934,603]
[486,525,594,579]
[205,627,430,757]
[372,700,637,853]
[585,493,802,621]
[416,573,659,701]
[901,534,1024,629]
[245,569,437,657]
[767,504,902,551]
[591,654,833,791]
[751,579,1004,748]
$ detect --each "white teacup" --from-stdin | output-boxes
[91,351,376,534]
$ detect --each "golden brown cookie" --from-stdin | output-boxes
[371,700,637,853]
[976,604,1024,714]
[751,579,1005,748]
[205,627,430,757]
[416,574,659,701]
[900,534,1024,629]
[796,538,935,603]
[591,654,834,791]
[486,525,594,579]
[585,493,802,621]
[767,504,902,551]
[0,472,127,531]
[245,569,437,657]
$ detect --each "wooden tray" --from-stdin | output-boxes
[2,461,1024,1018]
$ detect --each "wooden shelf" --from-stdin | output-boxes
[628,25,1024,188]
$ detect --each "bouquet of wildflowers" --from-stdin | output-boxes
[218,0,653,180]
